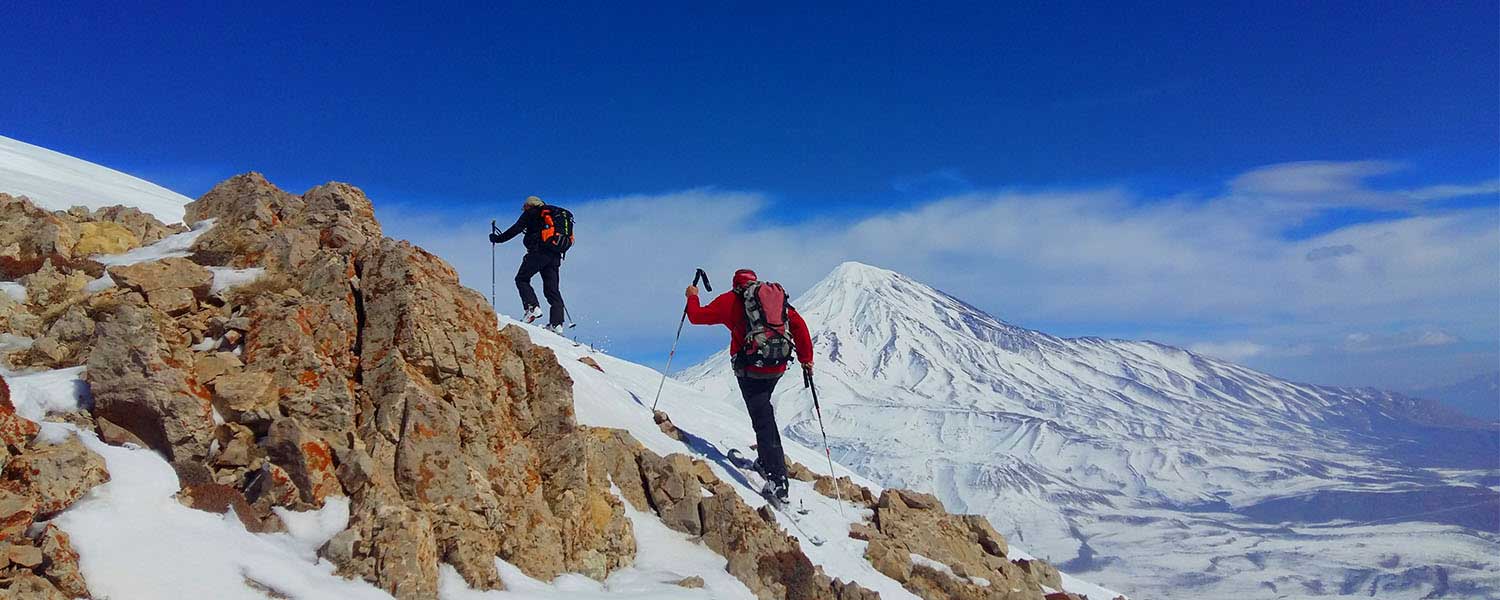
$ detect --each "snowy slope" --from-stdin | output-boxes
[524,320,1125,600]
[2,226,1121,598]
[683,262,1500,600]
[0,134,190,224]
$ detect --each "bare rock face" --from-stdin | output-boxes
[0,194,78,279]
[184,174,381,271]
[859,488,1057,599]
[338,238,635,594]
[127,174,644,598]
[85,299,215,462]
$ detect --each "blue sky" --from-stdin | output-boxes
[3,3,1497,400]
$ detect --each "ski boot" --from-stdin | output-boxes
[523,305,543,323]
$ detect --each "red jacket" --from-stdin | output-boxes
[687,290,814,376]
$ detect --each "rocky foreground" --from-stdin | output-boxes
[0,176,1108,600]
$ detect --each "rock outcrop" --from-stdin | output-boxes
[0,195,79,279]
[0,375,109,598]
[167,174,635,598]
[593,427,879,600]
[857,488,1072,599]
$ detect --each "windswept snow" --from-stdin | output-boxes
[209,266,266,294]
[94,218,215,266]
[0,134,191,225]
[0,281,24,303]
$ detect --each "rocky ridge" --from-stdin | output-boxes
[0,178,1101,599]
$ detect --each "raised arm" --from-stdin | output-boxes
[686,290,733,325]
[490,213,527,244]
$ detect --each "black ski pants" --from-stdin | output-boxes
[738,375,788,485]
[516,251,565,326]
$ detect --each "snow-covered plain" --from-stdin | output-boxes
[683,262,1500,600]
[0,134,191,224]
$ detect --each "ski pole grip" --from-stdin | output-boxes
[694,268,712,292]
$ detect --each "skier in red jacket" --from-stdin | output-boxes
[686,268,813,502]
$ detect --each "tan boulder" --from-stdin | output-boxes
[0,376,40,456]
[212,422,259,468]
[107,256,213,302]
[70,204,186,244]
[192,351,243,384]
[71,221,141,256]
[183,174,380,270]
[38,524,89,598]
[211,370,279,428]
[640,452,704,535]
[0,194,78,279]
[3,542,42,568]
[0,435,110,517]
[0,487,36,539]
[0,571,69,600]
[1014,558,1063,590]
[20,260,90,319]
[853,487,1047,598]
[16,304,95,369]
[146,286,197,316]
[0,289,40,339]
[86,299,215,462]
[263,419,341,508]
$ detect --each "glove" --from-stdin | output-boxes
[488,232,502,244]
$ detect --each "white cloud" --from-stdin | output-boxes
[1188,341,1268,361]
[1402,179,1500,201]
[1343,329,1462,353]
[1230,160,1399,196]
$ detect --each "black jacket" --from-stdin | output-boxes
[490,207,549,252]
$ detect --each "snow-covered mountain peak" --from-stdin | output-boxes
[686,262,1499,599]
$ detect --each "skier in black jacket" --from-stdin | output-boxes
[490,195,567,331]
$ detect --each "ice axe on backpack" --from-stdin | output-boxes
[651,268,711,411]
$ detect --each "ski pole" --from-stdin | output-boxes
[805,370,846,518]
[651,268,711,411]
[489,220,498,311]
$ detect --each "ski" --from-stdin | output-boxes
[726,448,825,546]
